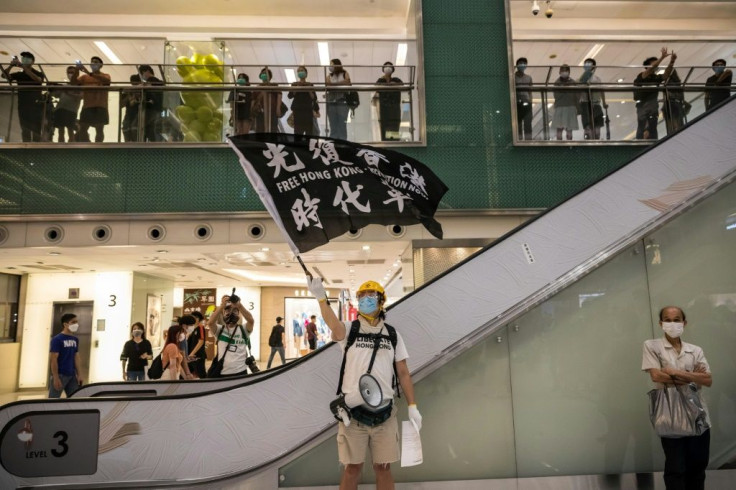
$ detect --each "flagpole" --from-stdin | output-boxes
[296,255,330,305]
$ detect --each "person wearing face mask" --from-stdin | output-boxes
[642,306,712,490]
[120,322,153,381]
[514,57,533,140]
[307,277,421,490]
[138,64,164,142]
[160,325,191,381]
[207,294,255,377]
[2,51,45,142]
[705,58,733,111]
[287,65,320,136]
[371,61,403,141]
[252,67,283,133]
[578,58,608,140]
[49,313,84,398]
[633,47,674,140]
[227,73,253,135]
[551,64,579,141]
[326,58,352,140]
[71,55,111,142]
[187,311,208,378]
[52,66,83,143]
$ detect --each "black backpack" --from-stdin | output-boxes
[147,353,166,380]
[336,320,400,398]
[268,325,281,347]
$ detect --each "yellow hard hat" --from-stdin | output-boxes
[357,280,385,295]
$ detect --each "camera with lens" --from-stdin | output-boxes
[245,355,260,373]
[229,287,240,305]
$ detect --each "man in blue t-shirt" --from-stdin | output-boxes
[49,313,83,398]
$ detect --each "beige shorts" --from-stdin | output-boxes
[337,406,399,465]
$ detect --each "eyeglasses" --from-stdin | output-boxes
[357,292,378,299]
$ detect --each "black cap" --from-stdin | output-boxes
[276,316,283,322]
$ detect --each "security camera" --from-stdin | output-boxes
[531,0,540,15]
[545,7,553,18]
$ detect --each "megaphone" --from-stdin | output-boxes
[344,374,390,411]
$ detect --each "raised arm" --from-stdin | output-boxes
[307,277,346,341]
[642,47,671,79]
[235,299,254,333]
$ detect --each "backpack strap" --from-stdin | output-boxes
[384,323,401,399]
[336,320,361,395]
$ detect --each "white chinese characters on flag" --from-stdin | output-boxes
[227,134,448,254]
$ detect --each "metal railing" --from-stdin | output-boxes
[0,63,419,146]
[513,65,734,144]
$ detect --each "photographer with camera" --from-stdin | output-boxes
[207,291,256,377]
[2,51,45,142]
[307,276,422,490]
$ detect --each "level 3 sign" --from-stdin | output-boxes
[0,410,99,477]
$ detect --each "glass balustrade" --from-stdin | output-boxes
[513,65,733,143]
[0,64,418,145]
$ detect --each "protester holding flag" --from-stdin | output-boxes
[307,277,422,489]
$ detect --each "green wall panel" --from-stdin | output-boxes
[0,0,642,216]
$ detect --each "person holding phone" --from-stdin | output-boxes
[2,51,44,142]
[71,56,111,142]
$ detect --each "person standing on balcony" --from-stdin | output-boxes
[287,66,320,136]
[326,58,352,140]
[373,61,403,141]
[514,57,533,140]
[139,65,164,142]
[551,64,579,141]
[3,51,45,142]
[578,58,608,140]
[120,74,142,142]
[227,73,253,135]
[633,47,674,140]
[72,56,111,143]
[52,66,82,143]
[705,59,733,111]
[252,67,282,133]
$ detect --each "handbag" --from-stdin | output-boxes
[147,353,168,380]
[207,325,238,378]
[648,382,710,438]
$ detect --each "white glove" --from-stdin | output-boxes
[408,404,422,432]
[307,276,327,301]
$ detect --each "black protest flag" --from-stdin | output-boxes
[227,134,448,254]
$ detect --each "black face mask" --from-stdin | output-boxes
[224,312,239,325]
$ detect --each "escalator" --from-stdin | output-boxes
[0,98,734,488]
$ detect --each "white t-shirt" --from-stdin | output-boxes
[213,324,250,375]
[339,317,408,403]
[327,71,349,103]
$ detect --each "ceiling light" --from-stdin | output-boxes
[395,43,408,66]
[362,245,371,251]
[261,247,270,252]
[284,69,296,84]
[93,41,123,65]
[48,251,61,256]
[318,42,330,66]
[579,44,605,66]
[225,269,307,285]
[617,78,624,83]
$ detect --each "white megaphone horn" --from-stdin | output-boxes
[347,374,390,412]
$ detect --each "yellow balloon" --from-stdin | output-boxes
[175,56,193,78]
[175,105,196,123]
[202,131,221,142]
[190,53,205,67]
[196,106,213,123]
[183,130,201,142]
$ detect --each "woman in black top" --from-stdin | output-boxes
[373,61,403,141]
[120,322,153,381]
[287,66,320,136]
[227,73,253,135]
